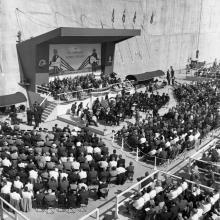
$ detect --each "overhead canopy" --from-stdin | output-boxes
[126,70,165,82]
[18,27,141,45]
[0,92,27,107]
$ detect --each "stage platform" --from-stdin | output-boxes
[57,114,124,136]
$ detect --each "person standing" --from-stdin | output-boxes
[166,70,170,85]
[170,66,175,85]
[33,103,40,128]
[36,103,43,123]
[71,102,77,115]
[26,107,33,126]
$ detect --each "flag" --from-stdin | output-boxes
[150,12,154,24]
[133,11,136,23]
[112,8,115,23]
[122,9,126,23]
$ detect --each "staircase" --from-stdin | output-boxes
[41,101,57,122]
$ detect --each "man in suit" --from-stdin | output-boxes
[26,108,33,126]
[78,186,89,205]
[117,155,125,168]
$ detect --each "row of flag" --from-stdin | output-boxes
[111,9,154,24]
[112,9,136,23]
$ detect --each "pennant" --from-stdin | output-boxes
[133,11,136,23]
[150,12,154,24]
[122,9,126,23]
[112,9,115,23]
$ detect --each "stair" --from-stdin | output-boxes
[41,101,57,122]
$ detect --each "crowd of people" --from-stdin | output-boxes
[91,91,169,126]
[194,59,220,79]
[189,142,220,187]
[0,122,134,212]
[118,80,220,164]
[43,72,121,100]
[26,102,43,128]
[127,174,220,220]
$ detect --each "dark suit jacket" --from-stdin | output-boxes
[78,190,89,205]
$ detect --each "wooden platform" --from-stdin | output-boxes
[57,114,121,136]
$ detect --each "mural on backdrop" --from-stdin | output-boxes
[49,44,101,75]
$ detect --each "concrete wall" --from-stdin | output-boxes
[1,0,220,96]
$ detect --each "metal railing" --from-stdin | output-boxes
[35,84,50,94]
[0,196,29,220]
[39,92,51,107]
[79,208,100,220]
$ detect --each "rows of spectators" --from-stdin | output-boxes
[190,142,220,187]
[127,174,220,220]
[0,122,134,212]
[92,91,169,126]
[118,80,220,164]
[43,72,121,100]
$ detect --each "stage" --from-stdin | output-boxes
[57,114,125,136]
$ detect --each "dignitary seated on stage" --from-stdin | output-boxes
[42,72,121,100]
[0,121,133,213]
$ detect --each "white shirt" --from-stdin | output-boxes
[155,186,163,194]
[189,135,194,142]
[78,170,87,179]
[133,197,145,210]
[78,183,88,190]
[25,183,33,192]
[86,146,93,154]
[29,170,38,179]
[18,162,27,168]
[1,185,11,194]
[99,161,108,169]
[60,157,67,163]
[213,193,220,204]
[10,192,21,201]
[142,193,150,202]
[116,167,126,174]
[85,154,93,162]
[45,156,51,162]
[176,186,183,196]
[149,149,157,156]
[72,161,80,170]
[22,191,33,199]
[190,213,199,220]
[194,132,200,140]
[181,182,188,191]
[168,190,178,200]
[49,170,59,180]
[192,187,200,197]
[109,160,117,168]
[14,180,23,189]
[2,158,11,167]
[93,147,101,154]
[197,208,203,217]
[149,189,157,199]
[202,203,212,214]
